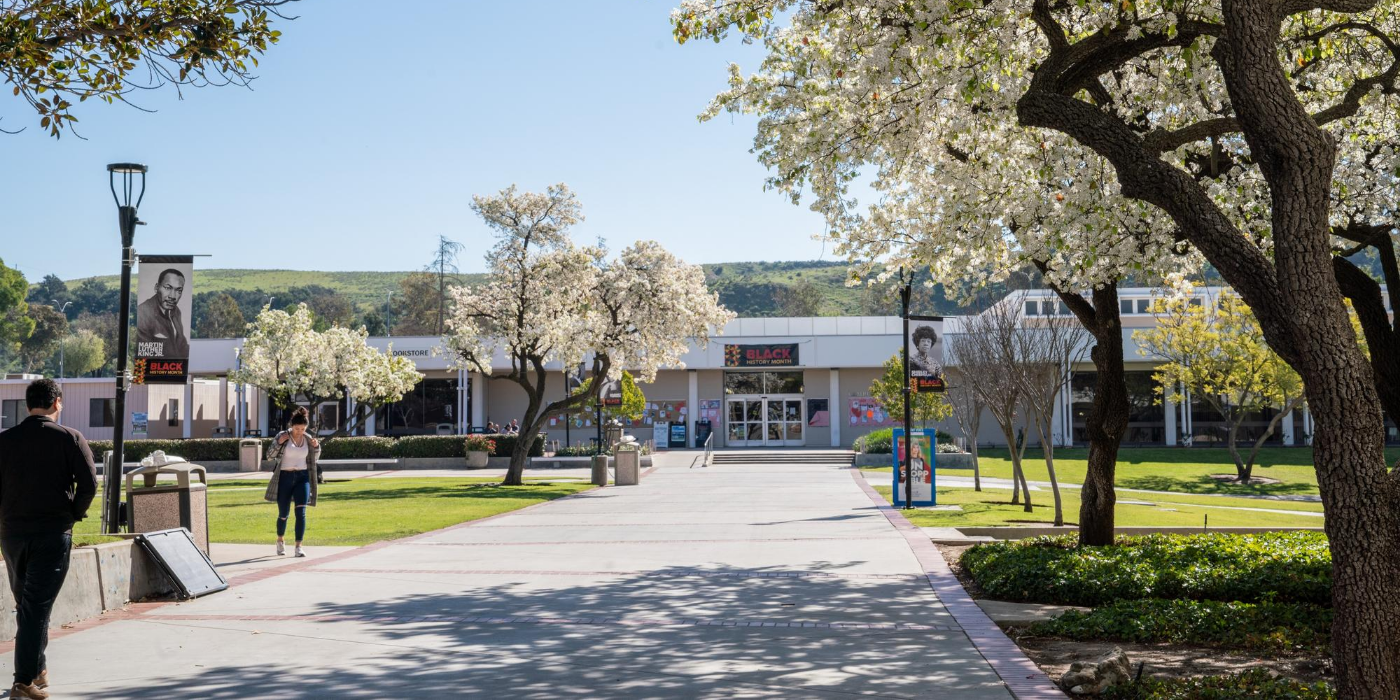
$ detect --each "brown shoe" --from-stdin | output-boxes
[33,670,48,689]
[9,681,50,699]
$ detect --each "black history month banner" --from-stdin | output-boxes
[724,343,799,367]
[134,256,192,384]
[907,316,946,393]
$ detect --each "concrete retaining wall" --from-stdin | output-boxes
[0,540,171,643]
[529,456,656,470]
[854,452,974,469]
[955,526,1326,540]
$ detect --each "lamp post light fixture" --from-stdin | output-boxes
[52,300,72,380]
[104,162,147,534]
[385,291,394,337]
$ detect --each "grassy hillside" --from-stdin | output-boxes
[65,261,984,317]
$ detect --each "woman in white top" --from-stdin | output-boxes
[262,407,321,557]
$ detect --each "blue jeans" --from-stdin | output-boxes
[276,470,310,541]
[1,532,72,685]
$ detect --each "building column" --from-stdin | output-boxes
[1302,408,1313,445]
[257,389,270,437]
[458,369,469,434]
[346,395,357,435]
[1282,404,1296,446]
[1181,383,1193,446]
[471,371,487,429]
[182,378,194,439]
[1163,383,1177,446]
[830,369,841,448]
[218,377,229,433]
[687,370,699,447]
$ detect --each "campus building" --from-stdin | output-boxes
[3,287,1395,449]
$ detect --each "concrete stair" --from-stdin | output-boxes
[711,450,854,466]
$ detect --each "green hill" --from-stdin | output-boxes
[63,261,984,318]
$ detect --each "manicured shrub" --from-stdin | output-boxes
[556,445,608,457]
[88,438,256,462]
[391,435,469,458]
[961,532,1332,607]
[1100,668,1334,699]
[464,435,496,453]
[320,437,395,459]
[1027,599,1332,653]
[855,427,958,454]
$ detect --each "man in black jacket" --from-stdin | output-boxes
[0,379,98,699]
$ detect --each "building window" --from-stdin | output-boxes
[1058,302,1070,316]
[1024,300,1041,316]
[168,398,179,427]
[1188,297,1203,307]
[1,399,23,430]
[373,379,457,436]
[1120,299,1135,315]
[1136,299,1153,314]
[723,371,804,395]
[1069,371,1166,445]
[90,399,115,428]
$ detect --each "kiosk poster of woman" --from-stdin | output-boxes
[907,316,946,393]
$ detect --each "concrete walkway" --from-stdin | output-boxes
[7,461,1059,698]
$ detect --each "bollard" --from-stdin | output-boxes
[591,454,609,486]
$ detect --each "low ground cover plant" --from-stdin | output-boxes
[1100,668,1334,699]
[1027,599,1331,653]
[961,532,1331,607]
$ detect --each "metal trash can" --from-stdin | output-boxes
[126,462,211,555]
[614,443,641,486]
[591,454,609,486]
[239,438,263,473]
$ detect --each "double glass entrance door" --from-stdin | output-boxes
[727,397,804,447]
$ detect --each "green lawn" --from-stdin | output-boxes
[871,482,1326,528]
[76,477,593,547]
[877,446,1400,497]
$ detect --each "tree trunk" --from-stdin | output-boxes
[969,438,982,492]
[1035,414,1064,527]
[1052,284,1128,547]
[1244,400,1294,481]
[1226,417,1247,482]
[504,437,529,486]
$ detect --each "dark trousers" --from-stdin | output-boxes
[276,470,310,541]
[1,532,72,685]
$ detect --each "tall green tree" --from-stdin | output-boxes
[392,272,441,336]
[51,329,105,377]
[196,293,247,339]
[775,280,826,316]
[869,350,951,431]
[0,259,35,352]
[19,304,67,373]
[575,372,647,424]
[1,0,293,138]
[26,274,71,313]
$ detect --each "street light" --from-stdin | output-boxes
[104,162,147,534]
[385,291,394,337]
[52,300,72,380]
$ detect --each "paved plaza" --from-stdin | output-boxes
[4,458,1058,698]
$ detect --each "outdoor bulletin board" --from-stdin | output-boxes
[891,428,936,507]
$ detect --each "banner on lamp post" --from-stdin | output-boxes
[134,255,193,384]
[906,316,946,393]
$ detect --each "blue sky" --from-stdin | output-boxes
[0,0,834,282]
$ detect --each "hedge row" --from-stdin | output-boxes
[88,434,544,461]
[961,532,1332,607]
[1101,669,1333,699]
[1026,598,1332,653]
[854,427,956,454]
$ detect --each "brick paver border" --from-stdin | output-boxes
[146,612,962,633]
[850,470,1065,699]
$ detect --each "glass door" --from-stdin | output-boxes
[727,396,804,447]
[727,398,764,447]
[768,397,804,447]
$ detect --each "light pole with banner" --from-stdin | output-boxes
[897,269,946,510]
[900,271,914,510]
[104,162,147,534]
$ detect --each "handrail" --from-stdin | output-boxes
[692,432,715,469]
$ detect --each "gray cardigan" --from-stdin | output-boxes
[263,431,321,506]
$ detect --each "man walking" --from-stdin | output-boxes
[0,379,98,699]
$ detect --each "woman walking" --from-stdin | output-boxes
[263,407,321,557]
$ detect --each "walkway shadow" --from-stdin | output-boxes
[83,563,1011,699]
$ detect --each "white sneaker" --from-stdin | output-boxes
[294,545,306,558]
[276,541,285,556]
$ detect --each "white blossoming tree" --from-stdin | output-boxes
[232,304,422,438]
[675,2,1400,689]
[444,184,734,486]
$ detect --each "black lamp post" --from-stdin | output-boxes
[104,162,146,534]
[900,268,914,510]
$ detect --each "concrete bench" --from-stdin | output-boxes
[318,458,401,471]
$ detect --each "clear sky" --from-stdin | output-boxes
[0,0,835,283]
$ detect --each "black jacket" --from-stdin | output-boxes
[0,415,99,535]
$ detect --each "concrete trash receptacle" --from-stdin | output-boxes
[239,439,263,473]
[591,454,609,486]
[614,444,641,486]
[125,460,211,555]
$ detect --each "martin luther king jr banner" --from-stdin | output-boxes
[135,256,193,384]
